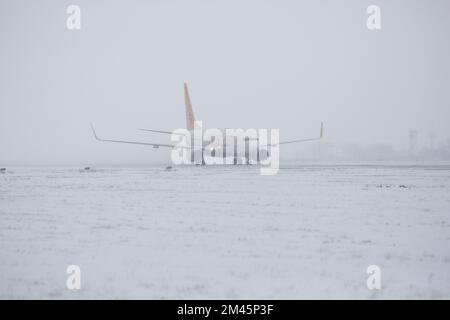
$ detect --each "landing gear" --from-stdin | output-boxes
[244,137,250,165]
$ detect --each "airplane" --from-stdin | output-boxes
[90,83,323,164]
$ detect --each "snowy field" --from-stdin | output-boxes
[0,163,450,299]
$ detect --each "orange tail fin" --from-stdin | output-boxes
[184,83,196,130]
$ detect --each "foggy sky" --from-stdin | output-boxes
[1,0,449,165]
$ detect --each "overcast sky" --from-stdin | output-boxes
[1,0,449,165]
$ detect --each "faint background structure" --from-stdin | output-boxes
[1,0,450,165]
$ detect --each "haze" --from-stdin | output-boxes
[1,0,449,165]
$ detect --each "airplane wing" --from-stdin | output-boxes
[90,124,188,149]
[271,122,323,146]
[139,128,186,136]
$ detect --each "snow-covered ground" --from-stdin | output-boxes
[0,163,449,299]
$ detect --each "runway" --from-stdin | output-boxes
[1,163,449,299]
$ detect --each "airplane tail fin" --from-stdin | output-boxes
[184,82,196,130]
